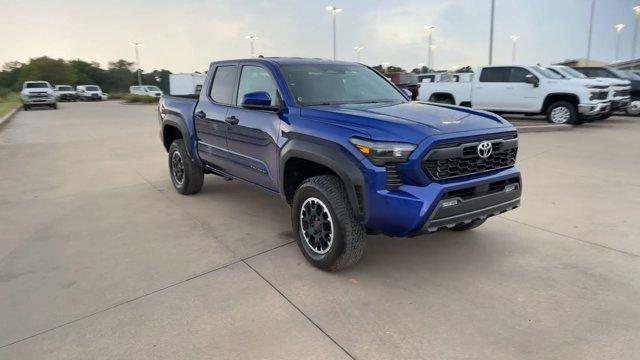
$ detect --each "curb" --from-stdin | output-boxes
[0,105,20,130]
[514,124,572,133]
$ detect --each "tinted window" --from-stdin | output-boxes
[146,86,161,91]
[209,65,237,104]
[236,66,278,106]
[57,86,74,91]
[25,82,49,88]
[479,67,510,82]
[577,68,616,78]
[509,67,532,82]
[531,66,563,79]
[85,86,100,91]
[280,64,406,106]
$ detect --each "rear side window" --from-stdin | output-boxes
[479,67,510,82]
[509,67,532,82]
[209,65,237,104]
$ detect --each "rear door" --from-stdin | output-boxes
[224,64,282,191]
[473,67,512,110]
[194,64,238,171]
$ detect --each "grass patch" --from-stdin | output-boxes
[123,94,160,104]
[0,92,21,118]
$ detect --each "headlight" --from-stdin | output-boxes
[349,138,416,166]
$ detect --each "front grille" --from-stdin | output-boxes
[422,135,518,181]
[590,91,608,101]
[615,89,630,97]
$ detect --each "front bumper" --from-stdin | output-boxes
[362,166,521,237]
[22,97,56,105]
[578,101,611,116]
[611,98,631,110]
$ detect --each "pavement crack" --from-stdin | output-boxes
[243,260,356,360]
[499,216,640,258]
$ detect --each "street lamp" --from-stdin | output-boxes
[245,35,258,57]
[489,0,495,65]
[633,6,640,58]
[615,24,626,62]
[510,35,520,64]
[326,5,343,60]
[424,26,435,68]
[353,46,364,62]
[131,42,142,86]
[429,45,437,70]
[586,0,596,65]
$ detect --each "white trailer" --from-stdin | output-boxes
[169,73,206,95]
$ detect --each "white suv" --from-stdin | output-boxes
[20,81,57,110]
[129,85,163,97]
[76,85,103,101]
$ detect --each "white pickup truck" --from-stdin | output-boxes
[418,65,611,124]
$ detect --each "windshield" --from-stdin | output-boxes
[607,68,637,80]
[621,70,640,80]
[279,64,406,106]
[532,66,563,79]
[57,86,74,91]
[85,86,100,91]
[145,86,161,91]
[25,82,49,89]
[558,66,587,79]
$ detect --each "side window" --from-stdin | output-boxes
[509,67,533,82]
[479,67,510,82]
[236,66,278,106]
[209,65,237,104]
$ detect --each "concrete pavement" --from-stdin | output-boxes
[1,102,639,359]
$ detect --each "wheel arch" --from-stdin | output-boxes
[542,93,579,113]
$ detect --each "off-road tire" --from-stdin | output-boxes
[292,175,365,271]
[450,219,486,232]
[168,139,204,195]
[546,101,578,125]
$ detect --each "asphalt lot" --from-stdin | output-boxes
[1,101,639,359]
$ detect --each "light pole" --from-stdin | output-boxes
[586,0,596,65]
[633,6,640,59]
[326,6,342,60]
[353,46,364,62]
[615,24,626,62]
[245,35,258,57]
[510,35,520,64]
[382,62,390,73]
[131,42,142,86]
[424,26,435,68]
[489,0,495,65]
[429,45,437,70]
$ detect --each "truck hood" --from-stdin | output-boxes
[596,77,631,86]
[301,101,512,143]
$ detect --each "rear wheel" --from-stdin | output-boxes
[546,101,578,125]
[168,139,204,195]
[51,103,57,109]
[292,175,365,271]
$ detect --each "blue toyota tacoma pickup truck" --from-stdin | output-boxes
[158,58,521,271]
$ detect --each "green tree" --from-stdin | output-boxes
[69,59,108,88]
[0,61,24,91]
[18,57,76,86]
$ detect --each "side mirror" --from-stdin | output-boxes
[401,88,412,98]
[525,74,539,87]
[241,91,278,111]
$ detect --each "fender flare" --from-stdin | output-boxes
[280,139,365,219]
[162,115,193,158]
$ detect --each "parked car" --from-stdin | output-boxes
[54,85,78,101]
[548,65,628,118]
[385,72,420,100]
[129,85,163,97]
[76,85,103,101]
[169,73,206,96]
[20,81,57,110]
[572,66,636,115]
[158,58,521,271]
[419,65,611,124]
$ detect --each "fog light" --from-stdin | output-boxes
[505,184,518,193]
[442,199,459,208]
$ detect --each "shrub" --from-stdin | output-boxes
[0,87,13,100]
[123,94,160,104]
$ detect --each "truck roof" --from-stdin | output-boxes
[210,57,358,67]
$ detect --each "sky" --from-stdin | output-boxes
[1,0,637,73]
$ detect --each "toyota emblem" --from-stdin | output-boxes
[477,141,493,159]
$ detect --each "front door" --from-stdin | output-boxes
[225,64,282,191]
[194,64,237,171]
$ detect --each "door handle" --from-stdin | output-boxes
[225,115,239,125]
[195,110,206,119]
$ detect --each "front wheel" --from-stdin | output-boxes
[292,175,365,271]
[168,139,204,195]
[23,104,29,111]
[546,101,578,125]
[626,101,640,116]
